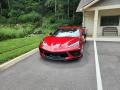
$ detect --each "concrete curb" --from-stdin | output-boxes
[86,37,94,41]
[95,38,120,42]
[86,37,120,42]
[0,48,39,71]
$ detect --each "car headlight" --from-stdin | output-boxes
[68,41,80,47]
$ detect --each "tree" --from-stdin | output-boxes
[0,0,82,25]
[0,2,2,14]
[7,0,10,10]
[67,0,70,17]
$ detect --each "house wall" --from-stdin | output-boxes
[84,11,94,36]
[97,9,120,36]
[84,8,120,36]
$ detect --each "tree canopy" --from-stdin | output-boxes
[0,0,82,25]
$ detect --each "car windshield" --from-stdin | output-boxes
[53,29,80,37]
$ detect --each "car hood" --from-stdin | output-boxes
[43,36,80,46]
[41,36,81,52]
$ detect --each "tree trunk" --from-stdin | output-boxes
[68,0,70,18]
[55,0,57,15]
[72,4,75,20]
[8,0,10,10]
[0,3,2,15]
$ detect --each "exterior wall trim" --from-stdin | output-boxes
[93,9,99,38]
[87,5,120,11]
[76,0,99,12]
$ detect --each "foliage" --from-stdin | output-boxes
[0,15,7,23]
[0,24,34,41]
[7,17,17,24]
[18,11,42,23]
[0,0,82,24]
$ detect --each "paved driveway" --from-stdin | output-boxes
[0,41,120,90]
[97,42,120,90]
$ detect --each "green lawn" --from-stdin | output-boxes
[0,35,44,64]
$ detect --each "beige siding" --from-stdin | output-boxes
[84,9,120,36]
[84,11,94,36]
[97,9,120,36]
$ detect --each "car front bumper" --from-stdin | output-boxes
[39,48,83,61]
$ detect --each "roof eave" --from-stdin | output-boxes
[76,0,100,12]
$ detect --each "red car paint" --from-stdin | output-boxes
[39,26,86,61]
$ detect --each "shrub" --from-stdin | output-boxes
[8,9,20,17]
[7,17,17,24]
[0,24,34,41]
[18,11,41,23]
[0,16,7,23]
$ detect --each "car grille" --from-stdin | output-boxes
[45,52,68,58]
[40,48,81,60]
[40,48,68,60]
[70,50,81,56]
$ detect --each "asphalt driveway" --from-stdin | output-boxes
[0,41,120,90]
[97,42,120,90]
[0,41,97,90]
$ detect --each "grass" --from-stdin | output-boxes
[0,35,44,64]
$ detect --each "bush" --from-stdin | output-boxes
[8,9,20,17]
[49,16,56,24]
[0,24,34,41]
[0,16,7,23]
[18,11,41,23]
[7,17,17,24]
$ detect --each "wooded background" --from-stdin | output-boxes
[0,0,82,25]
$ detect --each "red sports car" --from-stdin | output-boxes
[39,26,86,61]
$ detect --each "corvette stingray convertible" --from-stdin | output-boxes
[39,26,86,61]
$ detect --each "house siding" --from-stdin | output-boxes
[84,9,120,36]
[84,11,94,36]
[97,9,120,36]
